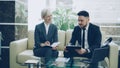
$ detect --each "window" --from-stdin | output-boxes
[28,0,120,45]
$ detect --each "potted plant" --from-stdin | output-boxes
[53,8,77,31]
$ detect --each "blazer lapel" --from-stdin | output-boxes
[42,23,47,40]
[79,27,82,45]
[87,23,92,46]
[47,24,52,39]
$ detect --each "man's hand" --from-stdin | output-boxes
[64,46,68,52]
[75,48,87,54]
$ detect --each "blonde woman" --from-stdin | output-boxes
[33,8,58,67]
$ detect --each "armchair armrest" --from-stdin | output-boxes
[10,38,28,68]
[109,42,119,68]
[104,42,119,68]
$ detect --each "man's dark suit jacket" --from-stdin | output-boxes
[34,22,58,48]
[70,23,102,53]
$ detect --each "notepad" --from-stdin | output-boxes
[51,42,60,47]
[56,57,70,62]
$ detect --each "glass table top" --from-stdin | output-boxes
[44,57,107,68]
[46,57,90,68]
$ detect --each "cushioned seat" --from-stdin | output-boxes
[17,50,38,64]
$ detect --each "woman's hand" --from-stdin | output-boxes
[44,41,50,46]
[52,46,57,50]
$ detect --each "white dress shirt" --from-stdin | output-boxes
[44,22,50,35]
[81,23,90,52]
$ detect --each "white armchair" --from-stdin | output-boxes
[104,42,119,68]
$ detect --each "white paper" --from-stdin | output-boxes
[56,58,70,62]
[51,42,60,47]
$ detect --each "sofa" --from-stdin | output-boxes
[10,30,119,68]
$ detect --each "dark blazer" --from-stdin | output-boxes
[70,23,102,53]
[34,22,58,48]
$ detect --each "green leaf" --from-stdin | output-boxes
[53,7,77,31]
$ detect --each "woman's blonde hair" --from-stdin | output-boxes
[41,8,52,18]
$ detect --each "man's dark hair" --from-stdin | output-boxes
[77,10,89,17]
